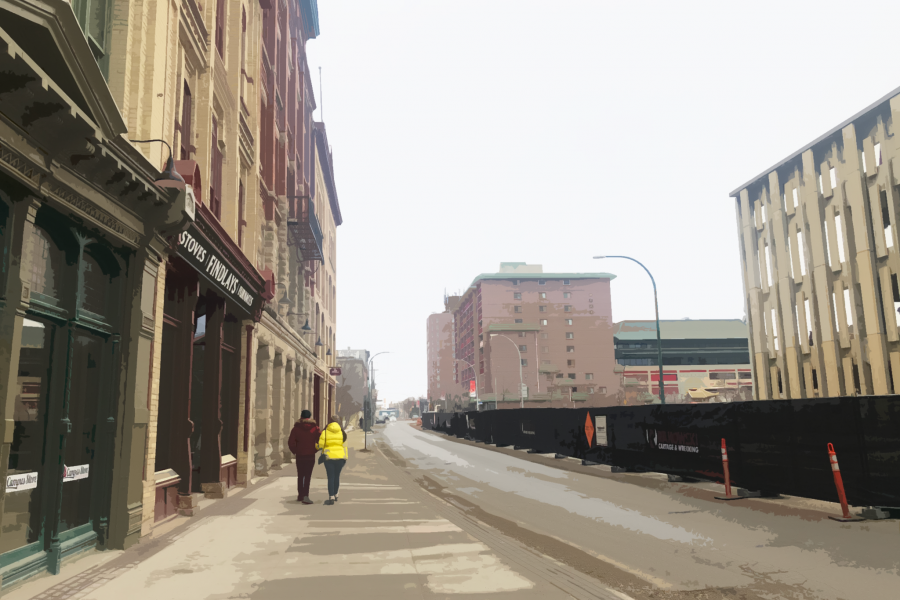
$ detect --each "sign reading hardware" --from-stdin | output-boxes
[62,464,90,482]
[177,227,257,310]
[6,471,39,492]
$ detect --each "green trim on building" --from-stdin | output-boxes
[471,272,615,287]
[486,323,540,332]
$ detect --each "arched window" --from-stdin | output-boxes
[80,244,120,319]
[29,226,65,301]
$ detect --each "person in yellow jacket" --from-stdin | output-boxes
[316,416,348,504]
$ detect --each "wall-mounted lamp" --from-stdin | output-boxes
[284,311,313,332]
[316,337,323,347]
[131,139,185,184]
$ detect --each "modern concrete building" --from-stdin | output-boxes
[731,86,900,400]
[451,263,619,408]
[426,295,458,405]
[614,320,752,403]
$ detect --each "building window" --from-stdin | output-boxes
[571,387,578,392]
[564,292,571,299]
[515,319,523,323]
[542,359,551,365]
[566,332,574,339]
[542,346,549,354]
[513,279,519,285]
[568,373,576,380]
[73,0,112,73]
[599,387,607,394]
[180,81,193,161]
[564,305,572,312]
[540,319,548,325]
[514,306,522,313]
[521,359,528,367]
[541,333,548,339]
[238,179,245,248]
[216,0,226,57]
[566,319,573,325]
[540,292,547,299]
[539,306,546,312]
[567,359,575,367]
[566,346,575,353]
[210,116,223,219]
[514,292,522,300]
[588,387,595,393]
[518,345,527,352]
[517,332,526,338]
[563,279,570,285]
[585,373,594,380]
[556,374,564,379]
[539,280,546,285]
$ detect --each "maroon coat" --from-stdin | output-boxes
[288,419,321,457]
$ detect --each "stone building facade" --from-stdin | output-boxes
[730,86,900,400]
[0,0,342,590]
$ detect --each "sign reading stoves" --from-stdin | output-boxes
[177,226,258,312]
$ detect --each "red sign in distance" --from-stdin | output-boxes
[329,367,342,376]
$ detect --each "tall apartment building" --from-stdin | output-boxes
[451,263,619,408]
[731,86,900,400]
[426,294,458,404]
[0,0,342,586]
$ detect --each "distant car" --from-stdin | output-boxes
[389,415,397,422]
[375,414,388,424]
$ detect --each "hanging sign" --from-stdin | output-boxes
[329,367,342,376]
[176,227,258,311]
[63,464,90,482]
[6,471,39,492]
[595,415,608,446]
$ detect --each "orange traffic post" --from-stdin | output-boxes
[827,443,865,522]
[714,438,745,501]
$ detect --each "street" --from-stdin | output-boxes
[379,421,900,600]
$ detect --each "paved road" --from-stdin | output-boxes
[378,422,900,600]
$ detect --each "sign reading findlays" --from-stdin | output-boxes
[329,367,342,376]
[63,464,90,482]
[176,227,257,311]
[6,471,38,492]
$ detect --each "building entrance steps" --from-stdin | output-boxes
[4,427,625,600]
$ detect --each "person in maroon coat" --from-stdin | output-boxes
[288,410,321,504]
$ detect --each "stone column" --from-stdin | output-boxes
[254,343,274,476]
[200,294,226,499]
[269,351,284,470]
[282,359,294,463]
[236,321,256,487]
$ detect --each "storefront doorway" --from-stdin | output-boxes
[1,206,124,580]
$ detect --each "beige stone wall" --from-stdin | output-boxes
[733,94,900,399]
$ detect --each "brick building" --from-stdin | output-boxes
[451,263,619,408]
[426,294,458,405]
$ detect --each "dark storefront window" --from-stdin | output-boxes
[0,318,54,556]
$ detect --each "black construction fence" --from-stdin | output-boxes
[420,395,900,507]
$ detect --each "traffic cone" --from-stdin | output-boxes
[827,443,864,522]
[714,438,745,501]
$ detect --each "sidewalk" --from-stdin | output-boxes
[6,428,615,600]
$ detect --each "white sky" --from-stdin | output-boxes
[306,0,900,403]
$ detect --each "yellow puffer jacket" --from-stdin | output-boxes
[316,422,348,460]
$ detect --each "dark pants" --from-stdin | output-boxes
[324,459,346,497]
[296,455,316,499]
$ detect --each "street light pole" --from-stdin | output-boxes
[366,351,389,449]
[454,358,479,411]
[490,333,525,408]
[594,255,666,405]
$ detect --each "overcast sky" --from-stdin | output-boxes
[306,0,900,404]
